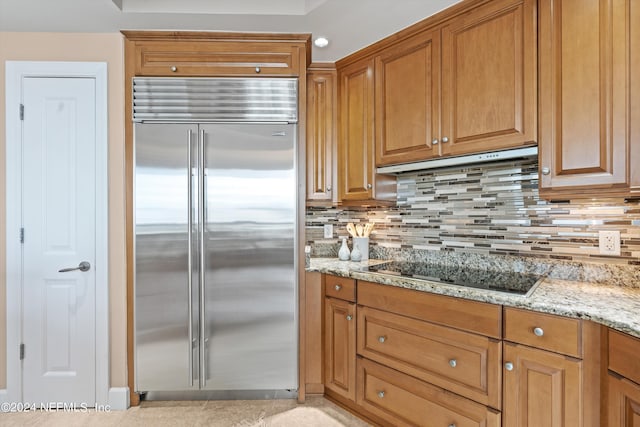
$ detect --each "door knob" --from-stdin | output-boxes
[59,261,91,273]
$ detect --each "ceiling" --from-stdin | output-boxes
[0,0,461,62]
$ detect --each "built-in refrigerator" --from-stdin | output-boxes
[133,78,298,398]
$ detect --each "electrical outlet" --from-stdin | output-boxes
[599,230,621,256]
[323,224,334,239]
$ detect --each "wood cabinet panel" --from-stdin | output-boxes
[304,272,324,394]
[440,0,536,156]
[538,0,630,194]
[324,297,356,401]
[375,31,440,166]
[306,65,337,203]
[131,40,303,76]
[357,358,501,427]
[357,306,501,408]
[357,281,502,339]
[324,275,356,302]
[609,330,640,387]
[504,307,582,358]
[609,374,640,427]
[503,342,582,427]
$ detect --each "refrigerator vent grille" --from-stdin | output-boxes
[133,77,298,123]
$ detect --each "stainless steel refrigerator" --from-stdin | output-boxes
[133,78,298,398]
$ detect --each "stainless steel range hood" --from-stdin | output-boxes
[376,146,538,174]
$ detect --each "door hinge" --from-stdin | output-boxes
[20,227,24,244]
[20,344,25,360]
[19,104,24,121]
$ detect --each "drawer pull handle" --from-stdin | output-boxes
[378,336,386,343]
[449,424,457,427]
[334,284,342,291]
[346,315,353,321]
[533,327,544,337]
[449,359,457,368]
[505,362,514,371]
[377,391,385,398]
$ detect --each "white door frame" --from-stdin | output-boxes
[5,61,110,407]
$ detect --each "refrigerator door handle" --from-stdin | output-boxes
[187,129,194,387]
[199,128,207,387]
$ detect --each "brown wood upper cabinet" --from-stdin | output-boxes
[375,0,537,167]
[123,32,310,77]
[375,30,441,166]
[338,58,396,204]
[306,64,337,204]
[538,0,636,198]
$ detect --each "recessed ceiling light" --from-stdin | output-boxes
[314,37,329,48]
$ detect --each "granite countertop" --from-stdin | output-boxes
[308,257,640,339]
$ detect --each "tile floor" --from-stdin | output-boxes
[1,396,372,427]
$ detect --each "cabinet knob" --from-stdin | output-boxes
[378,336,386,343]
[505,362,514,371]
[533,327,544,337]
[334,284,342,291]
[170,66,177,72]
[441,136,449,143]
[346,315,353,321]
[366,183,372,189]
[449,359,457,368]
[327,186,331,191]
[255,67,261,73]
[432,138,439,145]
[541,167,550,175]
[377,391,385,398]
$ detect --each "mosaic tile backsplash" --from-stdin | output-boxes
[306,158,640,271]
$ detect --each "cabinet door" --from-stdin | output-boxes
[306,67,337,203]
[503,343,582,427]
[609,374,640,427]
[324,297,356,401]
[375,30,440,166]
[338,58,376,201]
[440,0,536,156]
[538,0,630,193]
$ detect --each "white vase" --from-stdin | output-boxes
[338,238,351,261]
[350,242,362,262]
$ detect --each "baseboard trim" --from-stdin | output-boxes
[108,387,130,410]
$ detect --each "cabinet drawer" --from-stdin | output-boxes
[133,40,302,76]
[504,307,582,358]
[609,329,640,386]
[358,306,501,408]
[357,358,501,427]
[325,275,356,302]
[358,281,502,338]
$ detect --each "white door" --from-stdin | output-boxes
[21,77,97,404]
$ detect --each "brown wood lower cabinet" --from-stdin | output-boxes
[357,358,501,427]
[608,374,640,427]
[503,342,582,427]
[324,297,356,402]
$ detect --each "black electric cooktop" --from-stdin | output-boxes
[365,262,545,296]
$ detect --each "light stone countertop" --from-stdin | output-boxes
[308,258,640,339]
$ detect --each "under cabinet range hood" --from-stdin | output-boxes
[376,146,538,174]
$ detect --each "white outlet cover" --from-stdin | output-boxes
[599,230,621,256]
[323,224,333,239]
